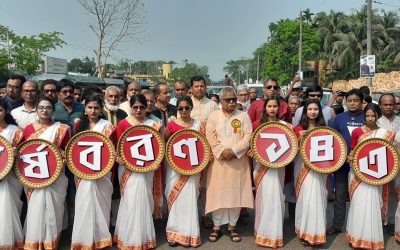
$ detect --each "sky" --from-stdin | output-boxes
[1,0,399,81]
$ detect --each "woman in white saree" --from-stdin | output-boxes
[0,99,24,249]
[293,100,327,246]
[71,96,115,249]
[114,94,162,249]
[346,103,392,250]
[164,96,202,247]
[23,97,70,250]
[252,96,291,248]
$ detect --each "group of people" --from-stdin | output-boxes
[0,73,400,250]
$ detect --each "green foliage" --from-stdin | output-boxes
[169,61,211,85]
[68,57,96,75]
[263,19,320,84]
[225,4,400,84]
[0,25,65,74]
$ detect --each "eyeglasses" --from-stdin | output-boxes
[309,94,322,98]
[239,93,249,97]
[264,85,280,90]
[222,98,237,103]
[132,105,146,110]
[178,106,192,111]
[146,99,155,104]
[37,106,53,111]
[22,89,37,94]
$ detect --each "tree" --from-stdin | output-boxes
[78,0,145,77]
[263,19,320,84]
[68,57,96,75]
[0,25,65,74]
[169,61,211,85]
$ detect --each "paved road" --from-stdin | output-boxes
[59,202,399,249]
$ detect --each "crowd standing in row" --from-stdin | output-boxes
[0,74,400,249]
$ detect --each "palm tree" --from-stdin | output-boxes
[302,8,314,24]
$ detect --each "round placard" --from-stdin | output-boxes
[251,122,298,168]
[299,126,347,173]
[66,131,115,180]
[15,139,63,188]
[352,138,399,186]
[166,129,211,175]
[117,125,165,172]
[0,135,15,180]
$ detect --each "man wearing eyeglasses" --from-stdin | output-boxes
[292,84,335,127]
[53,78,84,127]
[237,85,250,112]
[10,81,38,129]
[247,78,290,123]
[42,79,58,103]
[4,74,26,111]
[205,87,253,242]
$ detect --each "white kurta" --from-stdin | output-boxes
[0,125,23,249]
[71,119,114,249]
[165,120,201,247]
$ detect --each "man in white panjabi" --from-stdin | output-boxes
[376,93,400,242]
[205,87,253,242]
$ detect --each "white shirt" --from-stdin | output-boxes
[11,103,38,129]
[377,115,400,132]
[169,97,177,106]
[191,96,219,122]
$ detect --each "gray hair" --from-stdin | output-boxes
[236,85,248,93]
[220,86,236,99]
[105,86,120,94]
[127,81,141,90]
[288,95,301,103]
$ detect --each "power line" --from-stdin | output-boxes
[371,0,400,8]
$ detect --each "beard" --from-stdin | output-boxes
[105,102,119,111]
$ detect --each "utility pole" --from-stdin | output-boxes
[246,60,249,83]
[256,54,260,83]
[6,30,11,70]
[367,0,372,87]
[299,9,303,72]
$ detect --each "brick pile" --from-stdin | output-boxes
[331,71,400,93]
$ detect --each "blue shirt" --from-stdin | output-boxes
[3,96,24,112]
[329,111,364,174]
[53,101,84,127]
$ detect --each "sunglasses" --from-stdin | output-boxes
[178,106,192,111]
[264,85,280,90]
[309,94,322,98]
[222,98,238,103]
